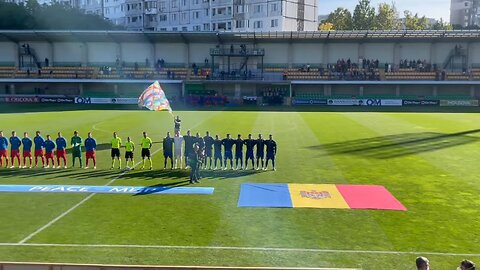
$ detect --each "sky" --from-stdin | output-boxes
[319,0,451,21]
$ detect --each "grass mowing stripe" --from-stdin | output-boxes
[18,112,218,244]
[1,243,480,257]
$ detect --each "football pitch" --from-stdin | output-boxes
[1,108,480,270]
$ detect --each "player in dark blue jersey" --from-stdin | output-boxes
[203,131,214,169]
[243,134,256,170]
[222,134,235,170]
[265,134,277,171]
[234,134,244,170]
[256,134,265,170]
[213,135,223,170]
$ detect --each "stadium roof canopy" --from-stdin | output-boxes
[1,30,480,43]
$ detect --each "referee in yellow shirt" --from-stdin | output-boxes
[141,131,153,170]
[111,132,122,169]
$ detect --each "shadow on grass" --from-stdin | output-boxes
[0,166,265,182]
[310,129,480,159]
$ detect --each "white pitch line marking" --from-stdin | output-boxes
[17,147,163,244]
[1,243,480,257]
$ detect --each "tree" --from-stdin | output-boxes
[0,1,123,30]
[374,3,400,30]
[319,22,334,31]
[404,10,430,30]
[352,0,376,30]
[323,7,353,30]
[431,18,453,30]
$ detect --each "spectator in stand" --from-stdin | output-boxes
[415,257,429,270]
[134,62,139,71]
[145,58,150,68]
[44,58,49,67]
[459,260,476,270]
[204,58,209,67]
[27,69,30,77]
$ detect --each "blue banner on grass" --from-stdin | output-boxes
[0,185,214,195]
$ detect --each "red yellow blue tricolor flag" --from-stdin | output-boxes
[237,183,407,211]
[138,81,172,113]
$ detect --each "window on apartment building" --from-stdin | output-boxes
[193,25,201,31]
[235,20,244,28]
[182,26,188,31]
[194,0,199,4]
[132,16,138,22]
[172,13,177,21]
[212,8,216,15]
[159,14,167,21]
[218,22,226,30]
[254,4,262,13]
[227,6,231,15]
[160,28,167,31]
[271,3,278,12]
[172,27,178,31]
[227,22,231,30]
[182,12,187,20]
[204,23,210,30]
[254,20,262,29]
[172,0,177,8]
[194,11,200,19]
[182,0,186,6]
[159,1,165,10]
[205,8,209,16]
[271,19,278,27]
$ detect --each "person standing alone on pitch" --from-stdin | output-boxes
[9,131,21,168]
[140,131,153,170]
[174,115,181,134]
[111,132,122,169]
[22,132,33,168]
[234,134,244,170]
[71,131,83,168]
[163,132,174,169]
[84,132,97,169]
[33,131,45,168]
[183,130,194,168]
[255,134,265,170]
[213,135,223,170]
[0,131,9,168]
[244,134,256,170]
[173,131,184,169]
[265,134,277,171]
[203,131,214,169]
[222,134,235,170]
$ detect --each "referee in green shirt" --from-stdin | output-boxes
[111,132,122,169]
[141,131,153,170]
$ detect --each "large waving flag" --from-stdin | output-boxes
[138,81,172,113]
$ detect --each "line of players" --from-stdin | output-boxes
[163,130,277,171]
[0,130,93,169]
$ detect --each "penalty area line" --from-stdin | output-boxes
[17,147,164,244]
[0,243,480,257]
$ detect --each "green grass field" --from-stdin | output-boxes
[1,109,480,270]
